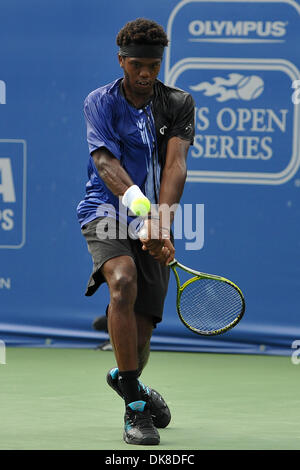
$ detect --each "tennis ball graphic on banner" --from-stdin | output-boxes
[190,73,264,102]
[236,75,264,100]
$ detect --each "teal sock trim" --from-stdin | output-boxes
[110,367,119,380]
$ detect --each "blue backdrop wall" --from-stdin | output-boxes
[0,0,299,355]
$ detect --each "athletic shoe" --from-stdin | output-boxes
[123,400,160,445]
[107,368,171,428]
[95,340,112,351]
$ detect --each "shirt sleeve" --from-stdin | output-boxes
[168,93,195,143]
[83,93,121,159]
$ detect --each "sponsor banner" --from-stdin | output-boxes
[0,0,299,354]
[0,80,6,105]
[165,0,300,184]
[0,140,26,248]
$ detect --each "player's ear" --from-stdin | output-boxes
[118,54,124,68]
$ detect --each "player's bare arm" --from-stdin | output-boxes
[159,136,190,226]
[93,146,171,265]
[92,119,181,268]
[141,136,190,265]
[92,147,133,196]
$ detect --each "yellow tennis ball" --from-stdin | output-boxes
[130,197,151,216]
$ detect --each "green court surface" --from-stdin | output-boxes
[0,348,300,450]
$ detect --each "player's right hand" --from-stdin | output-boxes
[154,238,175,266]
[139,219,175,266]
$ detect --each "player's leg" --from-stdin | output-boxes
[137,315,172,429]
[106,236,172,429]
[106,313,152,388]
[107,311,171,429]
[81,218,159,443]
[133,239,172,428]
[101,255,139,387]
[101,255,160,445]
[100,229,171,433]
[93,305,152,366]
[135,314,171,429]
[136,314,153,373]
[93,304,152,368]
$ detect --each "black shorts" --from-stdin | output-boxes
[81,217,171,326]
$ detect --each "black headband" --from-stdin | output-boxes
[119,44,165,59]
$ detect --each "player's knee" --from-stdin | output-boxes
[110,270,137,306]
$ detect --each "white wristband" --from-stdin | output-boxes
[122,185,146,208]
[122,185,151,216]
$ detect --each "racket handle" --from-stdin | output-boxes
[168,259,177,267]
[138,224,148,240]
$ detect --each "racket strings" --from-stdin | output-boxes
[179,278,243,333]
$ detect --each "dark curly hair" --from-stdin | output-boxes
[116,18,169,47]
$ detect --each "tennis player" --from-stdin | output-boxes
[77,18,195,445]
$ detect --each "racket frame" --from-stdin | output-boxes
[169,259,245,336]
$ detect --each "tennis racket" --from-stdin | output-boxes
[169,259,245,336]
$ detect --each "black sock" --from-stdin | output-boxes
[118,369,142,405]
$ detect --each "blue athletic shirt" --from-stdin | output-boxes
[77,78,195,228]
